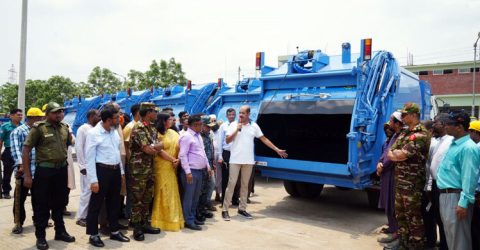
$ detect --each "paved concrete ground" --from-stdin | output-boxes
[0,170,386,249]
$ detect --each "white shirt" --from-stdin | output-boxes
[85,123,124,184]
[427,134,453,191]
[217,121,233,161]
[75,123,93,171]
[227,121,264,165]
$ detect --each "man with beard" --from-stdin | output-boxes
[425,113,452,250]
[75,109,101,227]
[85,107,130,247]
[22,102,75,250]
[128,102,162,241]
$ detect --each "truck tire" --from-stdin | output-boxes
[335,186,352,191]
[283,180,300,197]
[296,182,324,198]
[366,188,380,210]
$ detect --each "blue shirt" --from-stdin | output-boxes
[10,123,36,177]
[0,121,20,148]
[85,124,124,184]
[437,135,480,208]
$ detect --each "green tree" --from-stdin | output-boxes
[126,69,146,89]
[0,82,19,113]
[87,66,122,94]
[143,58,187,89]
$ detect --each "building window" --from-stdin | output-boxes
[432,69,444,75]
[472,67,480,73]
[419,71,429,75]
[412,71,419,75]
[459,68,470,74]
[443,69,453,74]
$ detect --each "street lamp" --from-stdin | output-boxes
[472,32,480,118]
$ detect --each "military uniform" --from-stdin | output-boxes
[128,104,158,230]
[390,103,431,249]
[24,104,72,241]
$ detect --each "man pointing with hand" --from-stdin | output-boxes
[222,105,287,221]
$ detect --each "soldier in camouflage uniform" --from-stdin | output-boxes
[128,102,162,241]
[388,102,431,249]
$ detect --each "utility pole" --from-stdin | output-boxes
[238,66,241,82]
[18,0,28,113]
[472,32,480,118]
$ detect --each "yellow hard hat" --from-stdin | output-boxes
[27,107,45,117]
[469,121,480,132]
[42,104,48,112]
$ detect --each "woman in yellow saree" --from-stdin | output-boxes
[151,112,184,231]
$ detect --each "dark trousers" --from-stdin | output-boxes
[221,150,239,204]
[432,181,448,250]
[86,166,121,235]
[32,166,68,239]
[422,190,437,248]
[472,193,480,250]
[181,169,203,225]
[198,169,209,215]
[2,148,15,195]
[13,177,31,226]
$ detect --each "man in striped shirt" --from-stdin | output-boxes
[10,107,45,234]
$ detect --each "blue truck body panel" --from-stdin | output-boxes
[206,41,433,190]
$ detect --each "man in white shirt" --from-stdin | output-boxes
[426,113,453,250]
[217,108,241,205]
[75,109,100,227]
[221,105,288,220]
[85,108,130,247]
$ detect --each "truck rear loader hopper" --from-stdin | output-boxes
[208,39,433,208]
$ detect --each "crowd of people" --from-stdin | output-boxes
[377,103,480,250]
[0,101,287,249]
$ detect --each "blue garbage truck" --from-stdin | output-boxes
[206,39,434,207]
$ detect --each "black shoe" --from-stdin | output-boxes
[62,209,71,216]
[194,220,204,225]
[196,214,206,222]
[89,235,104,247]
[238,210,253,219]
[133,228,144,241]
[110,231,130,242]
[206,205,217,211]
[54,231,75,242]
[185,223,202,231]
[3,193,11,199]
[117,223,129,230]
[36,238,49,250]
[214,193,221,202]
[222,211,231,221]
[76,219,86,227]
[247,198,251,204]
[203,212,214,218]
[12,224,23,234]
[143,225,161,234]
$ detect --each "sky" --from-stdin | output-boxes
[1,0,479,87]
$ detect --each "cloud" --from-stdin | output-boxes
[1,0,479,86]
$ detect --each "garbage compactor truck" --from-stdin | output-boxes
[206,39,433,208]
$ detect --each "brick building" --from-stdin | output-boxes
[405,61,480,116]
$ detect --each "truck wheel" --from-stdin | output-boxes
[366,188,380,210]
[296,182,324,198]
[283,180,300,197]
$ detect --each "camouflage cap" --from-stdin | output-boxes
[45,102,65,113]
[201,115,216,127]
[400,102,420,114]
[139,102,156,112]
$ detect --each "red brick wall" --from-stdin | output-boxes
[418,70,480,95]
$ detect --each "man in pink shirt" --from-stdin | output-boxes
[179,114,212,230]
